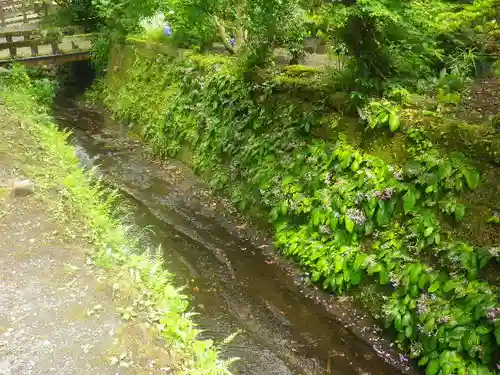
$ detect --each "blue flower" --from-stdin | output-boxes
[163,25,173,37]
[229,36,236,47]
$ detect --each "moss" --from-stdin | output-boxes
[448,164,500,247]
[281,64,323,78]
[363,130,409,165]
[125,37,179,58]
[418,114,500,165]
[186,52,234,69]
[271,74,323,89]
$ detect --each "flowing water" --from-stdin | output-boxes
[52,74,416,375]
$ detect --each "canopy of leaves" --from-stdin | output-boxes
[57,0,499,82]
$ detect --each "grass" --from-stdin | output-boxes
[0,66,235,375]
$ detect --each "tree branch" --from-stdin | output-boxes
[211,14,235,54]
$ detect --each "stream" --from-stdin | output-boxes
[52,69,416,375]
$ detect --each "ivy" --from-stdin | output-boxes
[99,45,500,375]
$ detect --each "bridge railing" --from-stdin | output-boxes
[0,28,92,65]
[0,1,92,66]
[0,29,62,57]
[0,0,51,28]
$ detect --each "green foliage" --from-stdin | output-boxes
[384,86,412,106]
[298,0,497,92]
[79,0,305,69]
[1,64,57,106]
[54,0,498,89]
[316,0,450,88]
[92,0,164,35]
[52,0,103,32]
[437,0,500,55]
[487,213,500,225]
[99,46,500,375]
[166,0,305,67]
[493,60,500,78]
[361,99,401,132]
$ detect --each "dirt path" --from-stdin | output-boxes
[0,114,173,375]
[460,76,500,123]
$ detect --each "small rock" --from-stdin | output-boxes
[11,180,34,197]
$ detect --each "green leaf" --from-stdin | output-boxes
[394,315,403,331]
[379,113,389,125]
[364,220,374,234]
[475,325,491,335]
[345,216,355,233]
[330,216,338,231]
[418,273,428,289]
[428,282,440,293]
[270,207,279,221]
[465,169,480,189]
[495,325,500,345]
[335,274,344,287]
[353,253,367,271]
[410,264,423,284]
[429,336,438,351]
[402,312,412,327]
[454,204,466,221]
[389,111,400,132]
[334,255,343,273]
[424,227,434,237]
[312,209,320,226]
[404,324,413,338]
[403,188,417,213]
[426,359,440,375]
[423,317,435,334]
[443,280,456,293]
[418,356,429,367]
[379,268,389,285]
[376,201,390,226]
[438,162,453,179]
[433,233,440,245]
[280,200,288,215]
[410,284,419,297]
[462,330,478,352]
[367,263,382,275]
[350,270,363,285]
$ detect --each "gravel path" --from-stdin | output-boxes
[0,162,172,375]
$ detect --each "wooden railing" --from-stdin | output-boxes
[0,0,51,28]
[0,29,61,57]
[0,1,92,66]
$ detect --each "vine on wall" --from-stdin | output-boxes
[99,44,500,375]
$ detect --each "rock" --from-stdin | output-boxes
[11,180,34,197]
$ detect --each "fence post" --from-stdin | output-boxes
[51,41,60,54]
[6,35,16,58]
[24,31,38,56]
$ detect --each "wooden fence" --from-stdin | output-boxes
[0,0,51,28]
[0,29,92,65]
